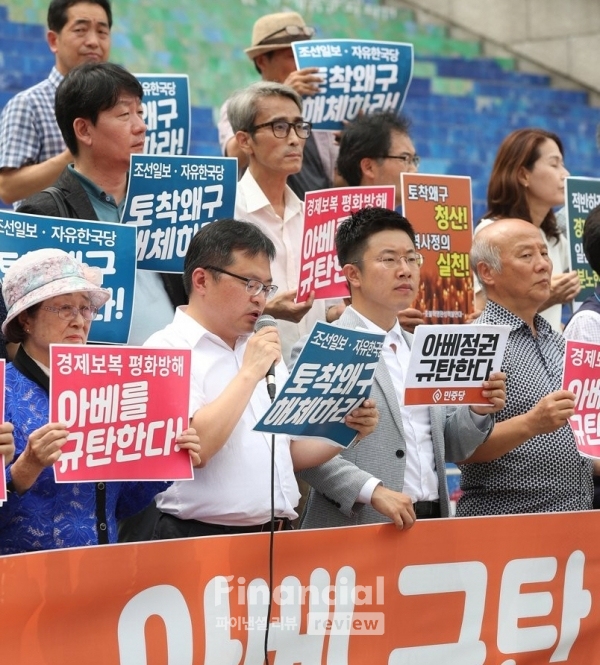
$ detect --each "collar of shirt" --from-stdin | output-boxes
[171,305,249,353]
[48,66,64,90]
[238,169,302,222]
[68,164,126,222]
[347,305,405,349]
[485,299,553,340]
[32,357,50,376]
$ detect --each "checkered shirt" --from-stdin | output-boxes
[457,300,593,516]
[0,67,65,171]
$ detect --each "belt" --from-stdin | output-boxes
[413,500,441,519]
[197,519,290,533]
[242,518,291,533]
[162,512,291,535]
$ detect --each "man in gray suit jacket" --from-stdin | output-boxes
[294,207,507,530]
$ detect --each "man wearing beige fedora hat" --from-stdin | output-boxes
[218,11,338,200]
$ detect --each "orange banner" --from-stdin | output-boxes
[2,511,600,664]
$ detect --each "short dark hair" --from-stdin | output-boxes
[55,62,143,155]
[254,49,277,76]
[337,112,412,186]
[183,219,276,296]
[583,205,600,276]
[47,0,113,32]
[335,206,416,267]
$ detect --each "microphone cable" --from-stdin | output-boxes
[263,414,276,664]
[253,314,278,665]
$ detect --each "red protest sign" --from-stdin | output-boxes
[401,173,474,324]
[297,186,395,303]
[49,345,193,482]
[563,339,600,458]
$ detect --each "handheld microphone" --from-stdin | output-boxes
[254,314,278,401]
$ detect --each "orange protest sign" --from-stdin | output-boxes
[2,511,600,663]
[401,173,474,324]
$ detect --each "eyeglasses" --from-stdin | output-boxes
[377,254,423,269]
[41,304,99,321]
[258,24,316,45]
[381,153,420,168]
[249,120,312,139]
[353,254,424,270]
[204,265,279,300]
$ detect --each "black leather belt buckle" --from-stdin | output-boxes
[414,500,441,519]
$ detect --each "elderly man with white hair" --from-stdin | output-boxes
[456,218,595,516]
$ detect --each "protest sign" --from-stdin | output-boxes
[0,359,5,505]
[293,39,413,130]
[254,322,384,447]
[563,339,600,458]
[564,177,600,306]
[122,154,237,272]
[136,73,190,155]
[404,324,509,405]
[401,173,474,324]
[49,345,193,482]
[0,212,136,343]
[297,185,395,303]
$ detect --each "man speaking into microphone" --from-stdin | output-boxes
[144,219,378,538]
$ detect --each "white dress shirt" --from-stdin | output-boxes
[234,169,327,364]
[128,271,175,346]
[144,306,300,525]
[349,307,439,503]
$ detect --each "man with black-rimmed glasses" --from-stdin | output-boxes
[145,218,378,538]
[229,80,341,364]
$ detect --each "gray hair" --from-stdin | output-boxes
[470,229,502,293]
[227,81,303,133]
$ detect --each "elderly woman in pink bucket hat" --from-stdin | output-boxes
[0,248,200,554]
